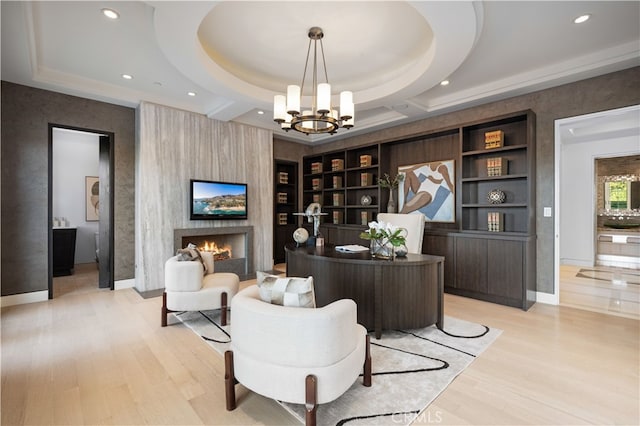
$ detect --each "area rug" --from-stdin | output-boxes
[176,309,501,426]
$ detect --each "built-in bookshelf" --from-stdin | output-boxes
[301,110,536,310]
[302,144,379,226]
[273,160,298,263]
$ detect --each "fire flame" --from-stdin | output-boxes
[199,240,232,260]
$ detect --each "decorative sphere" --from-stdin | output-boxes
[293,228,309,245]
[487,189,506,204]
[360,195,372,206]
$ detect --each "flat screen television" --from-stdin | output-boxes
[190,179,248,220]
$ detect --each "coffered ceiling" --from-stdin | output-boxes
[2,1,639,144]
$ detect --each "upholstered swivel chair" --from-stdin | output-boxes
[224,285,372,426]
[161,255,240,327]
[377,212,425,254]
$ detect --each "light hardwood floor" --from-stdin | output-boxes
[2,265,638,425]
[560,264,640,320]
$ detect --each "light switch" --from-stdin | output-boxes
[543,207,552,217]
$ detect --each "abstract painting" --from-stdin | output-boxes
[398,160,455,222]
[85,176,99,222]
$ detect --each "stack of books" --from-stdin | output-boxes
[487,212,504,232]
[277,192,287,204]
[331,159,344,171]
[278,213,288,225]
[312,178,321,190]
[312,194,321,203]
[484,130,504,149]
[487,157,508,176]
[332,211,343,224]
[360,211,371,226]
[311,162,322,174]
[360,172,373,186]
[278,172,288,184]
[359,155,372,167]
[332,193,344,206]
[332,176,342,188]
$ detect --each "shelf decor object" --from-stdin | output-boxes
[484,130,504,149]
[273,27,354,135]
[360,195,372,206]
[487,189,506,204]
[378,173,405,214]
[487,157,508,176]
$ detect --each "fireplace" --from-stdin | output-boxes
[174,227,253,279]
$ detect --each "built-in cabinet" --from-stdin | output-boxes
[299,110,536,310]
[273,160,298,264]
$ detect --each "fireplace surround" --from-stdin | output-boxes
[174,227,253,279]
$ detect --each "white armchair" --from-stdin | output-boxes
[377,212,425,254]
[161,255,240,327]
[224,285,371,426]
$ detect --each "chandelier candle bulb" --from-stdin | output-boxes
[286,85,301,114]
[273,95,287,122]
[340,91,354,119]
[317,83,331,114]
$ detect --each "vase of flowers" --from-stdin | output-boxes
[378,173,404,213]
[359,220,407,260]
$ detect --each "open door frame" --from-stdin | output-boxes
[48,124,115,298]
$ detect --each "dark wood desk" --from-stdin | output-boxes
[285,243,444,338]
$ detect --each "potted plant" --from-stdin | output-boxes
[359,220,407,259]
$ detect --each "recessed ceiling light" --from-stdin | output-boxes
[102,8,119,20]
[257,110,264,115]
[121,74,133,80]
[440,80,450,86]
[187,92,197,97]
[573,14,591,24]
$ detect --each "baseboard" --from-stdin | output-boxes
[115,278,135,290]
[536,291,559,305]
[1,290,48,308]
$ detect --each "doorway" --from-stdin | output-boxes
[554,105,640,317]
[48,124,115,298]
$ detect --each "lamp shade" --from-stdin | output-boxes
[273,95,287,122]
[340,91,354,120]
[317,83,331,114]
[287,85,301,115]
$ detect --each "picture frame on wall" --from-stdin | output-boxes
[85,176,99,222]
[398,160,455,222]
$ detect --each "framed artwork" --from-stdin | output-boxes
[85,176,99,222]
[398,160,455,222]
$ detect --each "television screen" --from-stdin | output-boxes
[190,179,248,220]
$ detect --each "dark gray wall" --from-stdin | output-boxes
[296,66,640,294]
[1,81,135,296]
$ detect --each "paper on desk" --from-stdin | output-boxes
[335,245,370,253]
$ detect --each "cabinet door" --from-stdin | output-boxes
[454,237,487,293]
[487,239,523,300]
[424,234,455,288]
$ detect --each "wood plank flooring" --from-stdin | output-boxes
[560,264,640,320]
[2,265,638,425]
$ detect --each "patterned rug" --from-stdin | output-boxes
[176,309,501,426]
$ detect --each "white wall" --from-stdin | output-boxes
[560,134,639,266]
[52,128,99,264]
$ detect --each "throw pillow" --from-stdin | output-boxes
[200,251,215,275]
[256,271,316,308]
[176,243,205,274]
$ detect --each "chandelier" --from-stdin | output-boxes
[273,27,354,135]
